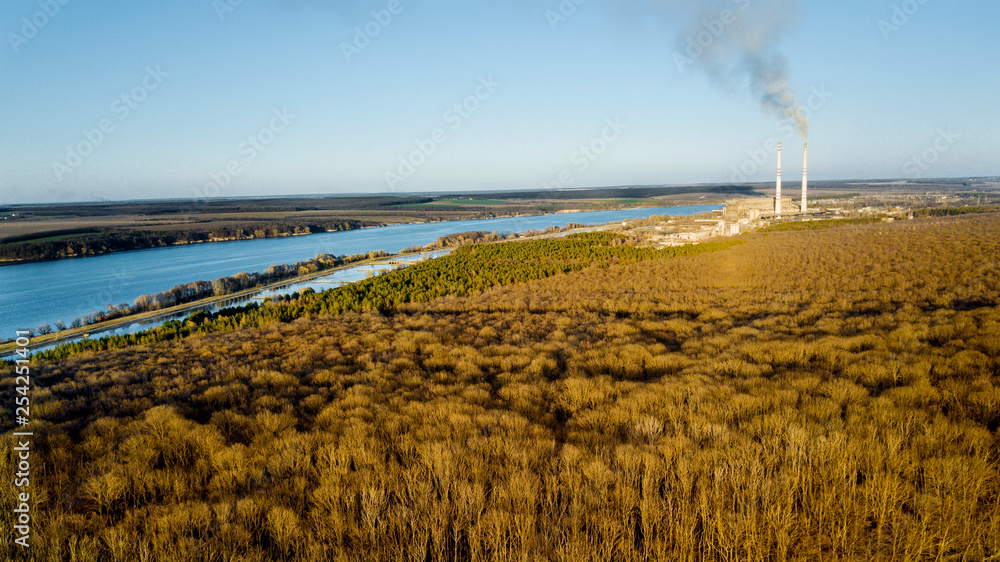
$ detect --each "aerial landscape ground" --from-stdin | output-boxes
[2,192,999,560]
[3,0,999,560]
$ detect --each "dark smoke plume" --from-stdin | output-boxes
[663,0,809,138]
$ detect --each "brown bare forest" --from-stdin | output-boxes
[3,213,1000,561]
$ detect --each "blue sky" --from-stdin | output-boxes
[1,0,997,203]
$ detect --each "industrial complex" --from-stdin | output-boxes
[619,145,998,247]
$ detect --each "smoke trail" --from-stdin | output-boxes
[665,0,809,139]
[744,53,809,139]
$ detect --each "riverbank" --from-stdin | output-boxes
[0,252,424,357]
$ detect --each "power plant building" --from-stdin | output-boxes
[725,197,795,220]
[724,140,808,221]
[801,141,809,213]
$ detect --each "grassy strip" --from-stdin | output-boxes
[808,192,860,200]
[10,232,90,244]
[762,207,999,234]
[431,199,512,206]
[760,217,884,232]
[913,206,995,217]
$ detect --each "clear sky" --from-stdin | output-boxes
[1,0,997,203]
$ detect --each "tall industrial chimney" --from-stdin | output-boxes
[774,142,782,214]
[801,142,808,213]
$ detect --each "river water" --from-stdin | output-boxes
[0,205,720,337]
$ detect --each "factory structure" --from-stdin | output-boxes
[775,142,783,214]
[801,142,808,213]
[725,141,810,222]
[636,141,931,248]
[640,141,819,247]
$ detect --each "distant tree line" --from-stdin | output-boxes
[0,195,435,219]
[0,220,376,263]
[401,231,507,254]
[472,184,760,200]
[401,224,595,255]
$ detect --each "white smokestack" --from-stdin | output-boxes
[801,142,808,213]
[775,142,782,214]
